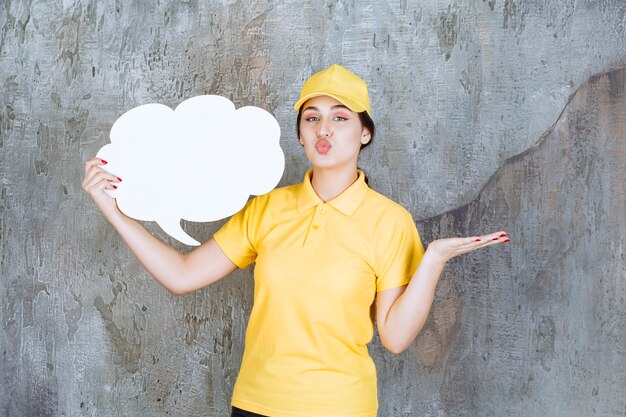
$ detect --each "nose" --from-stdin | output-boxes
[317,120,332,138]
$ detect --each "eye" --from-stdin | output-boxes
[333,115,348,121]
[304,115,319,122]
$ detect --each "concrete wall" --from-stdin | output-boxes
[1,1,625,416]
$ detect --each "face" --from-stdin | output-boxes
[298,95,371,170]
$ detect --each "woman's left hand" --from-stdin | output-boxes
[427,231,510,263]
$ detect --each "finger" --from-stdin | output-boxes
[88,177,118,194]
[461,234,501,245]
[83,165,105,187]
[93,177,119,193]
[82,165,106,188]
[480,233,510,248]
[493,230,508,239]
[490,232,510,244]
[476,231,508,243]
[463,232,510,250]
[83,157,108,176]
[449,231,510,250]
[85,159,111,177]
[91,171,120,189]
[103,180,118,191]
[83,170,120,191]
[445,237,484,253]
[477,239,509,254]
[83,164,120,188]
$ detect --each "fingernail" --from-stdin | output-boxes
[101,159,108,164]
[117,177,122,182]
[504,238,510,242]
[474,238,481,242]
[500,233,507,237]
[492,237,499,240]
[112,185,117,189]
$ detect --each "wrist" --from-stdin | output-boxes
[424,244,449,266]
[105,207,127,226]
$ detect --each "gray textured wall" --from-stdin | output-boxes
[1,0,625,416]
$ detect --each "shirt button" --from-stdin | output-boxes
[320,207,326,214]
[312,225,319,230]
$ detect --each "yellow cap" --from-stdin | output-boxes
[294,64,371,116]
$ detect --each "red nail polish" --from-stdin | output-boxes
[112,185,117,189]
[117,177,122,182]
[492,237,499,240]
[500,233,507,237]
[101,159,108,164]
[474,238,481,242]
[504,238,510,242]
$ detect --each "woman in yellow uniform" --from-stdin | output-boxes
[83,64,509,417]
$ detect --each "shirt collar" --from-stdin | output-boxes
[296,169,369,216]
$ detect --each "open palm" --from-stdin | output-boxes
[427,231,510,263]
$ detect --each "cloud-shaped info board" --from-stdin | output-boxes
[96,95,284,246]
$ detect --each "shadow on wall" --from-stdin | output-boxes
[411,66,626,415]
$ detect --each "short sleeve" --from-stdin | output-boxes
[213,198,259,269]
[376,211,425,292]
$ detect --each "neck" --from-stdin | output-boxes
[310,166,359,202]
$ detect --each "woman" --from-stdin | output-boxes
[83,64,509,417]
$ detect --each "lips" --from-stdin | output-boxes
[315,139,331,154]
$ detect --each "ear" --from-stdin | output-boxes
[360,128,372,145]
[299,136,304,145]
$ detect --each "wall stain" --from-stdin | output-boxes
[213,304,234,355]
[1,75,19,146]
[183,312,210,346]
[0,6,16,56]
[3,268,50,333]
[34,122,50,175]
[64,110,89,147]
[503,0,528,31]
[435,6,458,61]
[94,294,142,374]
[15,7,30,45]
[63,288,82,342]
[531,315,556,371]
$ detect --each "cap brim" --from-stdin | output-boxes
[294,92,368,114]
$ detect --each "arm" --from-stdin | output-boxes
[376,232,509,354]
[82,158,238,295]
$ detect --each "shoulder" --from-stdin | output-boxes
[350,188,419,251]
[250,182,299,204]
[358,188,424,278]
[361,187,415,224]
[242,182,301,215]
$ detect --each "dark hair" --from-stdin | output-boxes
[296,110,376,149]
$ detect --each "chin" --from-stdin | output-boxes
[305,150,358,170]
[305,151,333,166]
[309,159,335,169]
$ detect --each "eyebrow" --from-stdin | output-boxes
[302,105,352,112]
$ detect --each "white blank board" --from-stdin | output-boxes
[96,95,285,246]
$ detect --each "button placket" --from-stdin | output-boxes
[312,204,328,230]
[303,204,328,247]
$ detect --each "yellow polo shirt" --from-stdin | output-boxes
[214,170,424,417]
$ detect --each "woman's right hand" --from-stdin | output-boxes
[82,157,122,221]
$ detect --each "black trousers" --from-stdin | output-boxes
[231,406,268,417]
